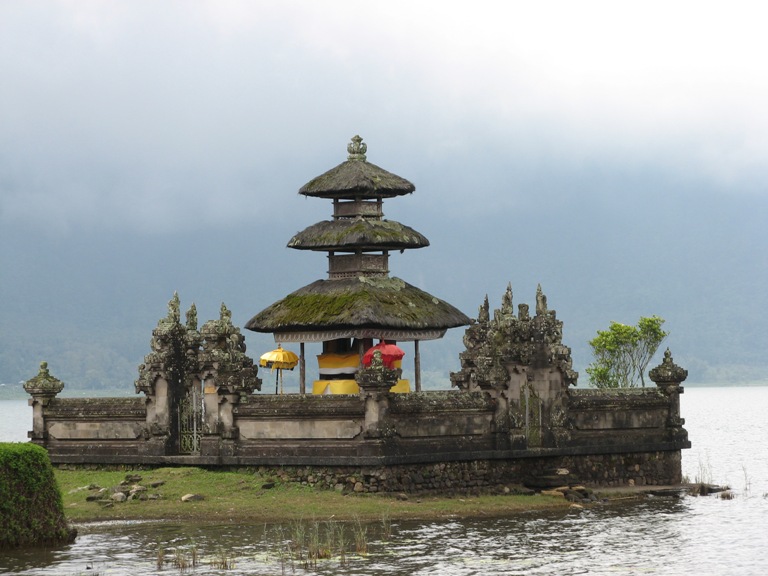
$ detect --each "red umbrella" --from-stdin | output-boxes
[362,341,405,369]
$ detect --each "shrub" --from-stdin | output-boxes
[0,443,76,548]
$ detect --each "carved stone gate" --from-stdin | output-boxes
[135,295,261,457]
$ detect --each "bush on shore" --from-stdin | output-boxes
[0,443,76,548]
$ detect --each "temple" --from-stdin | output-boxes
[25,136,691,493]
[245,135,470,394]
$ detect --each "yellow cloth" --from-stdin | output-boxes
[312,379,410,395]
[317,353,360,378]
[313,354,409,394]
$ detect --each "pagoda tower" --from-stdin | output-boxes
[245,136,470,393]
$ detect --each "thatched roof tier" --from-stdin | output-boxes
[299,136,415,199]
[288,219,430,251]
[245,276,470,342]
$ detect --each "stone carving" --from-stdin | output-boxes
[649,348,688,440]
[136,297,260,398]
[477,295,490,323]
[355,350,401,394]
[25,361,66,440]
[134,295,260,448]
[355,350,400,438]
[347,134,368,161]
[135,293,187,397]
[185,303,198,331]
[24,361,65,397]
[649,348,688,385]
[199,303,261,397]
[450,284,578,392]
[535,284,547,315]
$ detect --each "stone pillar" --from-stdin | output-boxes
[200,373,221,457]
[137,374,172,456]
[356,350,399,437]
[649,348,689,443]
[217,395,238,437]
[414,340,421,392]
[299,342,306,395]
[149,376,171,433]
[24,362,64,442]
[217,394,240,459]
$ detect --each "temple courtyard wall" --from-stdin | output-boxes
[29,386,689,492]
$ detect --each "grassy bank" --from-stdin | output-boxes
[56,466,579,524]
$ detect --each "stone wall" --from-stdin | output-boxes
[29,382,689,488]
[247,448,683,494]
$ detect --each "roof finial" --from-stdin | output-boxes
[347,135,367,161]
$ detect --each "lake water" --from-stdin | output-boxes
[1,386,767,575]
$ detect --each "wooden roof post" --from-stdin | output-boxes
[414,339,421,392]
[300,342,306,394]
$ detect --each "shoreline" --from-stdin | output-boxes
[55,466,689,526]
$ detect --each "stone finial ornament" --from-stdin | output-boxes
[347,135,367,161]
[477,295,490,323]
[501,283,514,315]
[24,361,65,397]
[169,292,181,323]
[535,284,547,316]
[356,350,400,393]
[185,303,198,332]
[649,348,688,385]
[200,301,261,395]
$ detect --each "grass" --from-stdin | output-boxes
[55,466,574,524]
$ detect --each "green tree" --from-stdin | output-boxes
[586,316,668,388]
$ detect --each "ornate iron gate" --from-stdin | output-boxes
[178,384,203,454]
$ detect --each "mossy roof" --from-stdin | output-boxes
[245,276,470,335]
[288,219,430,251]
[299,159,415,199]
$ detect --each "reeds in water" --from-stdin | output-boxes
[352,515,368,555]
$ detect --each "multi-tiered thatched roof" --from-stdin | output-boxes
[245,135,469,345]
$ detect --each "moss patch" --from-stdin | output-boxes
[0,443,76,548]
[246,277,470,332]
[289,219,429,250]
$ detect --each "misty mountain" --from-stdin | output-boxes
[2,174,766,390]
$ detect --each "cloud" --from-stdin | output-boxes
[2,1,767,236]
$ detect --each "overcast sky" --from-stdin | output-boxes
[2,0,767,236]
[2,1,768,386]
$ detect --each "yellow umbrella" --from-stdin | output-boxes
[259,345,299,394]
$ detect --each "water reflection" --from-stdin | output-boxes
[1,387,767,575]
[2,493,767,576]
[2,498,706,576]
